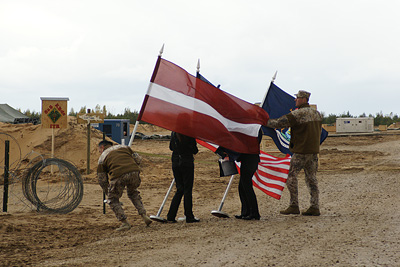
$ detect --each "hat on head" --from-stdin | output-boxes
[295,90,311,99]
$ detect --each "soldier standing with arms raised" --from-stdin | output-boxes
[266,90,322,216]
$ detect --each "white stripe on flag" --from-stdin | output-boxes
[255,175,287,187]
[275,129,290,149]
[258,168,288,182]
[252,178,286,195]
[149,82,262,137]
[259,162,290,170]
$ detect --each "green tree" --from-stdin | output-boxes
[22,109,41,124]
[69,108,77,116]
[78,106,87,113]
[322,113,337,125]
[339,111,353,118]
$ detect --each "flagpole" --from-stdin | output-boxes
[150,178,175,223]
[260,70,278,107]
[197,65,235,218]
[211,174,235,218]
[271,70,277,83]
[196,59,200,77]
[137,44,164,122]
[130,44,165,147]
[128,120,139,147]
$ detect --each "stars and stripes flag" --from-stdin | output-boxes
[196,139,291,200]
[138,56,269,154]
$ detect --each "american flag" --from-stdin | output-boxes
[197,139,291,200]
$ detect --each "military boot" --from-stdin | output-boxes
[116,221,131,231]
[280,205,300,215]
[141,214,152,226]
[301,207,320,216]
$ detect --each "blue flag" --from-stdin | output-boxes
[261,82,328,155]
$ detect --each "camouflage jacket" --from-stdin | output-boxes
[97,145,141,190]
[267,103,322,154]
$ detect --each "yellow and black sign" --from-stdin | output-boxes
[41,97,69,129]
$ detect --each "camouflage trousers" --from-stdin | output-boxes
[287,153,319,209]
[107,171,146,221]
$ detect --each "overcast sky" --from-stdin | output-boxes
[1,0,399,117]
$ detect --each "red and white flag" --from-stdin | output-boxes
[251,151,291,200]
[196,139,291,200]
[138,57,269,154]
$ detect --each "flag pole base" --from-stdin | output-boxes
[211,210,230,218]
[150,215,167,223]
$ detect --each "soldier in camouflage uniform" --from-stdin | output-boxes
[266,90,322,216]
[97,140,152,231]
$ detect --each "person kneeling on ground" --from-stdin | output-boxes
[97,140,152,231]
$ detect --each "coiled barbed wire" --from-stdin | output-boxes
[1,131,84,214]
[22,158,84,214]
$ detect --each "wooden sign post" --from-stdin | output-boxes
[77,111,105,174]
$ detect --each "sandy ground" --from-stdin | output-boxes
[0,120,399,267]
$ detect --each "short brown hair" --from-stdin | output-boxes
[98,140,113,147]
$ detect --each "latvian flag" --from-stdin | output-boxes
[138,57,269,154]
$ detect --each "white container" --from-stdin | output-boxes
[336,117,374,133]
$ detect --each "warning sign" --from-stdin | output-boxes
[41,97,69,129]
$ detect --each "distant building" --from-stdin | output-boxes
[336,117,374,133]
[0,104,38,124]
[93,119,130,145]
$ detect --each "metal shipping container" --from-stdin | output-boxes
[336,117,374,133]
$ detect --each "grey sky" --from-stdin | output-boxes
[1,0,399,117]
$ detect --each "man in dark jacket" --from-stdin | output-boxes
[266,90,322,216]
[97,140,152,231]
[167,132,199,223]
[216,129,263,220]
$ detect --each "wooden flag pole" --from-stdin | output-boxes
[51,127,55,173]
[2,140,10,212]
[86,109,91,175]
[51,127,55,158]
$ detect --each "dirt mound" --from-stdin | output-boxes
[0,117,107,176]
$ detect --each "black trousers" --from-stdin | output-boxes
[167,162,195,220]
[238,154,260,218]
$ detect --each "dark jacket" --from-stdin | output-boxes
[267,103,322,154]
[170,132,198,166]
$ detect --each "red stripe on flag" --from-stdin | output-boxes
[197,140,291,200]
[196,139,218,152]
[251,153,291,199]
[138,58,269,154]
